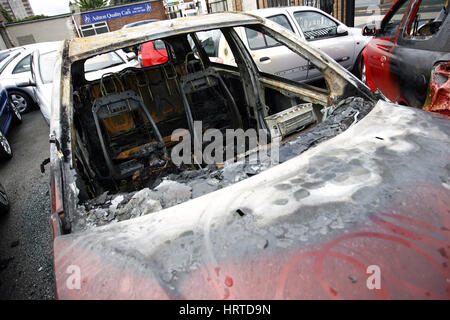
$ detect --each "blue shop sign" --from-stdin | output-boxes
[82,2,153,24]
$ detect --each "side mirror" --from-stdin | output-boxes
[16,79,36,87]
[337,24,349,35]
[362,24,377,36]
[126,52,137,61]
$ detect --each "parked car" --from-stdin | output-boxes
[0,47,23,64]
[122,19,160,29]
[0,182,9,214]
[361,0,449,114]
[48,13,448,299]
[224,6,370,82]
[121,19,168,67]
[0,42,60,114]
[138,39,168,67]
[0,82,21,160]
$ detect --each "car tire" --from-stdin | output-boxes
[0,130,12,160]
[0,183,10,214]
[9,90,33,114]
[11,101,22,125]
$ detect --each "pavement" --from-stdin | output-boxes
[0,109,55,300]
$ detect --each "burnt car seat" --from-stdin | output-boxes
[92,73,168,180]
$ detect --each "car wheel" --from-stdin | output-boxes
[361,57,367,84]
[11,101,22,125]
[9,90,32,114]
[0,183,10,214]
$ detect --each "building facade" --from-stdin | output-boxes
[0,0,34,20]
[72,0,167,37]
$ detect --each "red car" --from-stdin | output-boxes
[138,40,168,67]
[361,0,449,114]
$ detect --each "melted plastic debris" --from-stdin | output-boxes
[73,97,374,232]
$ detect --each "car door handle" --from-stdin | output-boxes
[259,56,270,62]
[380,56,387,64]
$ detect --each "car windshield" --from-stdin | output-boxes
[154,39,166,50]
[0,51,21,75]
[0,50,15,63]
[39,50,58,84]
[84,51,125,73]
[195,30,222,56]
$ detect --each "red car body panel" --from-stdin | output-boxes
[139,41,168,67]
[54,184,450,299]
[52,101,450,300]
[424,62,450,115]
[363,38,399,99]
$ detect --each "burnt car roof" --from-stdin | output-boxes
[68,13,262,60]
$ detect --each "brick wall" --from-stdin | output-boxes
[77,1,167,32]
[106,1,166,31]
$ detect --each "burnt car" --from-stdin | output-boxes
[49,13,449,299]
[361,0,450,114]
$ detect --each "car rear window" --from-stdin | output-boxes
[154,39,166,50]
[245,14,294,50]
[0,52,21,75]
[12,54,31,74]
[267,14,295,33]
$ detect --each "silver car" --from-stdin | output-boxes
[227,6,370,82]
[0,42,59,113]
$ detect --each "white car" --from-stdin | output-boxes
[219,6,369,82]
[0,42,59,113]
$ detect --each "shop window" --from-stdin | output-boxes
[80,22,110,37]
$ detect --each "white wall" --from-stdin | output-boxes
[0,35,7,50]
[241,0,257,11]
[6,15,76,46]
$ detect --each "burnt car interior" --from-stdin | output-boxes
[69,25,367,204]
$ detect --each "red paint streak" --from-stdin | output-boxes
[438,248,448,259]
[371,215,448,248]
[329,287,338,296]
[225,276,233,287]
[223,288,230,299]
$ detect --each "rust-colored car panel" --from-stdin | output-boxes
[362,0,450,113]
[424,62,450,115]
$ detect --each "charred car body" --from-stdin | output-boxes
[50,13,450,299]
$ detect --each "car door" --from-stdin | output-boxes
[388,0,449,107]
[0,84,9,130]
[237,13,309,82]
[290,10,356,81]
[31,50,42,107]
[31,49,54,124]
[364,0,412,101]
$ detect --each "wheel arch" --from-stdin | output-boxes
[6,86,37,104]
